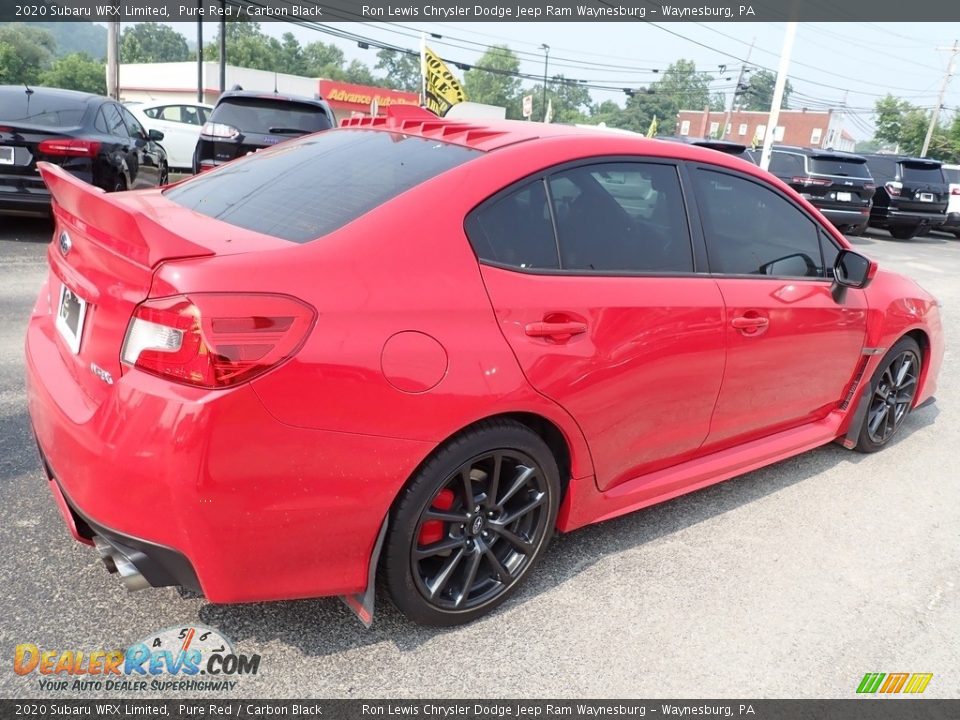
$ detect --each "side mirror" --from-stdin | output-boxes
[834,249,877,289]
[148,129,164,142]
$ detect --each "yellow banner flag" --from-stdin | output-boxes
[646,115,658,138]
[422,46,467,117]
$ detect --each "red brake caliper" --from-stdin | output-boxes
[418,488,455,546]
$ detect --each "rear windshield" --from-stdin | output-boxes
[0,90,87,127]
[209,97,333,135]
[165,129,480,243]
[900,163,945,184]
[942,167,960,184]
[809,157,871,178]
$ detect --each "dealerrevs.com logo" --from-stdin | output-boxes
[14,625,260,692]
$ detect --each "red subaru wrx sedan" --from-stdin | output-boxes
[26,108,943,626]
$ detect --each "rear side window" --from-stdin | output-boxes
[166,129,480,243]
[0,90,87,127]
[943,167,960,184]
[466,181,560,270]
[210,97,333,134]
[900,162,945,184]
[809,157,871,178]
[692,168,824,278]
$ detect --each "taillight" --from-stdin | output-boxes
[864,184,876,191]
[951,187,960,195]
[121,293,316,389]
[791,176,832,187]
[885,181,903,197]
[200,122,239,139]
[38,138,101,157]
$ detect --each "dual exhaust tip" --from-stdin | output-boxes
[93,536,151,592]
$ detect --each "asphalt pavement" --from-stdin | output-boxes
[1,217,957,698]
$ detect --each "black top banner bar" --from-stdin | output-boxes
[3,0,960,23]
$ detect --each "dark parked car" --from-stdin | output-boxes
[663,136,758,162]
[193,90,335,173]
[861,154,948,239]
[766,147,875,236]
[0,86,168,216]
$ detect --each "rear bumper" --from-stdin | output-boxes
[25,307,433,603]
[818,207,870,228]
[0,189,51,216]
[869,207,947,227]
[937,212,960,230]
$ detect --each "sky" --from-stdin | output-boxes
[153,21,960,140]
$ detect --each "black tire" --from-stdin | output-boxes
[855,337,922,453]
[383,420,561,626]
[952,231,960,240]
[159,163,169,187]
[889,225,919,240]
[112,176,127,193]
[847,224,868,237]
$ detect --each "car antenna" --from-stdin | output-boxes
[23,82,34,96]
[274,72,278,94]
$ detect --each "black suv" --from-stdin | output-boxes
[663,136,758,163]
[193,90,335,173]
[766,147,875,236]
[860,154,949,239]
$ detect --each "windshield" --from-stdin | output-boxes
[0,89,87,127]
[209,97,333,134]
[166,129,481,243]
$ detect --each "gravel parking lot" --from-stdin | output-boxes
[1,217,957,699]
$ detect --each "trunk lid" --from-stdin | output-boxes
[897,160,949,213]
[38,162,282,405]
[0,124,79,197]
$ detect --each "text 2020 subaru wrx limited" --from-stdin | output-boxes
[26,108,943,625]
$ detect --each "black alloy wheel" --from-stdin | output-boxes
[857,337,921,452]
[384,421,560,625]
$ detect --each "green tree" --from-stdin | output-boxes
[740,69,793,111]
[528,75,592,124]
[872,94,949,157]
[120,23,189,64]
[204,21,284,73]
[302,41,346,78]
[0,25,56,85]
[464,45,522,118]
[39,53,106,95]
[375,49,421,92]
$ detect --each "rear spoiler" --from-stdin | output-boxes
[38,162,214,268]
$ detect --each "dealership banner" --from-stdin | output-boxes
[5,0,960,22]
[422,45,467,117]
[3,700,960,719]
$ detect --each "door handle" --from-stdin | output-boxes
[524,320,588,338]
[731,314,769,335]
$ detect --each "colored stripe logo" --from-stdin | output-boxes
[857,673,933,694]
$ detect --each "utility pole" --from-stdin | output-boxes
[540,44,550,122]
[106,21,119,99]
[196,1,204,104]
[219,0,226,94]
[921,40,959,157]
[760,22,797,171]
[722,38,754,140]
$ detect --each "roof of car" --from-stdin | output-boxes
[216,90,330,107]
[339,107,764,165]
[0,85,100,102]
[859,152,942,165]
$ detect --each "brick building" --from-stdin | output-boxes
[675,108,856,151]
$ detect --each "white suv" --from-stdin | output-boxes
[941,163,960,238]
[125,101,212,171]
